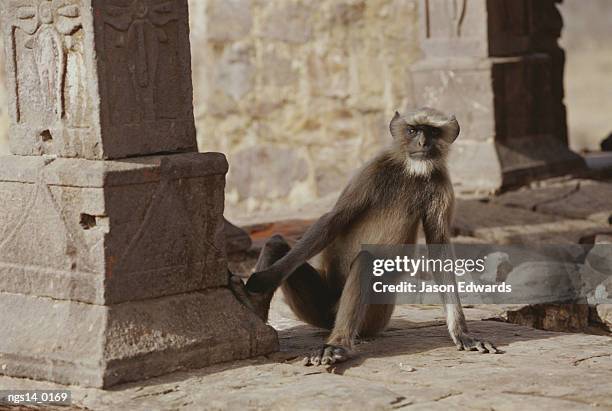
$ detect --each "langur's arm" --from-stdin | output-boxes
[422,192,501,353]
[246,176,372,293]
[422,195,462,305]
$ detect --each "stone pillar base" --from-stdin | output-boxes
[411,55,585,194]
[411,0,584,194]
[0,152,278,388]
[0,289,277,388]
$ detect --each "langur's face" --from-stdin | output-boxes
[403,124,442,159]
[389,109,460,161]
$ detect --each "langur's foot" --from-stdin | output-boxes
[454,333,502,354]
[245,267,282,294]
[228,271,274,322]
[302,344,351,366]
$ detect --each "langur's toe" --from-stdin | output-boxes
[303,345,351,366]
[456,334,502,354]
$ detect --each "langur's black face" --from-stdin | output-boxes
[403,124,442,159]
[389,109,460,161]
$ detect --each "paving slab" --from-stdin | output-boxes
[537,181,612,225]
[453,199,609,244]
[495,180,612,225]
[1,299,610,411]
[494,181,581,211]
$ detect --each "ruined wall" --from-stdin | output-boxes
[1,1,608,219]
[0,0,419,219]
[0,58,7,155]
[189,0,421,219]
[558,0,612,152]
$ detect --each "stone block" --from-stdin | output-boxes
[419,0,563,58]
[505,261,583,304]
[0,0,196,159]
[418,0,488,58]
[0,152,228,304]
[447,140,502,194]
[536,181,612,224]
[259,1,313,44]
[453,199,560,237]
[0,288,278,388]
[224,218,252,255]
[493,182,579,211]
[203,0,252,42]
[227,145,309,201]
[453,199,607,244]
[491,55,556,142]
[411,58,496,143]
[591,304,612,332]
[496,135,585,187]
[413,55,556,142]
[503,303,590,333]
[411,55,584,191]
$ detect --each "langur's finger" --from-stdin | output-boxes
[485,341,503,354]
[475,341,489,353]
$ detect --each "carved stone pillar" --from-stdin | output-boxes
[0,0,277,388]
[411,0,584,193]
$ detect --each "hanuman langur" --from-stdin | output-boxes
[231,107,500,366]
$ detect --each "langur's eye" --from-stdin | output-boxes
[407,127,416,135]
[431,128,441,137]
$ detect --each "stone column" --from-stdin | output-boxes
[0,0,277,388]
[411,0,584,194]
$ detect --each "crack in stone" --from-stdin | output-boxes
[572,353,611,366]
[390,395,407,405]
[531,182,582,213]
[0,286,234,307]
[501,390,602,406]
[399,392,461,409]
[133,387,179,399]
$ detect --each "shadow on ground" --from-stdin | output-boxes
[274,318,563,374]
[108,317,561,392]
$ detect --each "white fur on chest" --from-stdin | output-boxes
[405,159,433,176]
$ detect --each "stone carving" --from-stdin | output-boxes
[0,174,97,277]
[5,0,86,139]
[1,0,197,159]
[0,1,277,388]
[413,0,584,193]
[102,0,180,122]
[449,0,466,37]
[424,0,467,39]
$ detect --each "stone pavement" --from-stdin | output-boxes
[0,301,610,410]
[1,177,611,410]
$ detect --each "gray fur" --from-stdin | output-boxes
[244,108,501,363]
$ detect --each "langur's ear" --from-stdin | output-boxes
[389,111,405,140]
[447,115,460,143]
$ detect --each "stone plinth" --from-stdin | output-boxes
[0,0,278,389]
[413,0,584,194]
[0,153,229,305]
[1,0,197,159]
[0,288,277,388]
[0,152,278,387]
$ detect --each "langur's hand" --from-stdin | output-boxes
[452,331,502,354]
[246,266,283,294]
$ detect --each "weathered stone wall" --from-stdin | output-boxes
[0,0,278,387]
[189,0,421,218]
[0,1,609,218]
[0,58,8,155]
[558,0,612,152]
